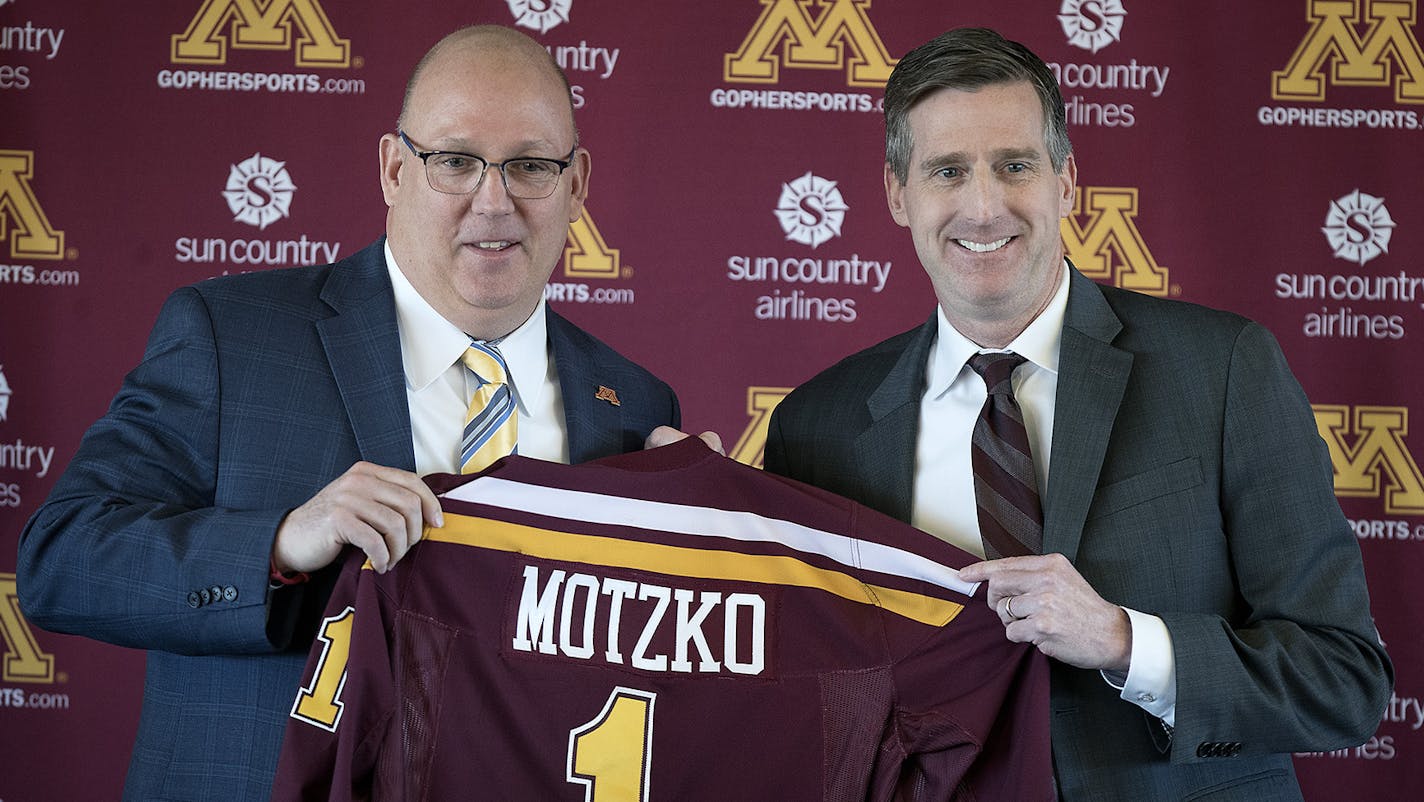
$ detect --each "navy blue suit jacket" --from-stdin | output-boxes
[17,239,680,801]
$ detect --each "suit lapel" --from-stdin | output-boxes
[316,239,417,472]
[1045,268,1132,561]
[548,310,622,463]
[853,315,937,522]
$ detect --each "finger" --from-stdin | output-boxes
[341,519,394,573]
[359,481,433,567]
[643,426,689,449]
[350,464,442,532]
[956,560,994,583]
[698,431,725,455]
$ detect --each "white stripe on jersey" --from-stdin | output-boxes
[442,477,980,598]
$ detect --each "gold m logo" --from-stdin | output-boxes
[564,212,623,280]
[0,150,65,261]
[172,0,350,68]
[1,573,56,684]
[1315,404,1424,514]
[730,387,792,468]
[725,0,896,87]
[1061,187,1169,296]
[1273,0,1424,103]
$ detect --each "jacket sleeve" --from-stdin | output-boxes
[1165,321,1393,761]
[16,286,290,655]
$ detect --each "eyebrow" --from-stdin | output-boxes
[423,136,570,158]
[918,147,1044,171]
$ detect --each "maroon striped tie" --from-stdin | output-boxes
[968,352,1043,558]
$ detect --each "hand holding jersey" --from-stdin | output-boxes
[271,461,444,575]
[959,553,1132,671]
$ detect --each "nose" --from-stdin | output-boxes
[467,165,515,214]
[964,170,1005,223]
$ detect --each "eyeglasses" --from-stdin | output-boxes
[398,130,576,200]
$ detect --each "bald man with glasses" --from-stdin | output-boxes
[18,25,683,801]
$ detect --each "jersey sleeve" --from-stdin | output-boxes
[272,547,419,801]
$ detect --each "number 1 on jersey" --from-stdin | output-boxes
[291,606,355,732]
[567,687,657,802]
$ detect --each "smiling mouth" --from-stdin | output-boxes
[955,237,1012,253]
[473,240,515,251]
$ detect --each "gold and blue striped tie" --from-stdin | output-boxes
[460,342,517,474]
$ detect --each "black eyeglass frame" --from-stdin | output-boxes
[397,129,577,199]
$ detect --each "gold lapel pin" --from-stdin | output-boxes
[595,385,621,406]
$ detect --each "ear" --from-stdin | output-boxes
[378,133,405,207]
[565,147,592,223]
[884,162,909,228]
[1058,153,1077,218]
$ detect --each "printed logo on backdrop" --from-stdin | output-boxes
[775,172,847,249]
[507,0,619,109]
[0,3,67,90]
[1312,405,1424,558]
[508,0,572,34]
[1047,1,1167,129]
[0,149,79,288]
[159,0,366,96]
[1260,0,1423,130]
[0,362,61,538]
[546,211,637,307]
[172,0,350,67]
[1275,189,1419,341]
[0,150,63,260]
[1061,186,1171,296]
[712,0,893,114]
[223,153,296,231]
[1058,0,1127,54]
[1323,189,1395,266]
[174,154,340,273]
[729,387,792,468]
[725,171,893,323]
[2,573,58,686]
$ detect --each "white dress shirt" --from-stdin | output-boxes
[385,242,569,476]
[910,260,1177,726]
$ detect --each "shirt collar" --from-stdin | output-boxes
[384,241,550,412]
[926,259,1069,398]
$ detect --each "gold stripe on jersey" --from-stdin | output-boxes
[420,513,965,627]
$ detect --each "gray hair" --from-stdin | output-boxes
[884,27,1070,182]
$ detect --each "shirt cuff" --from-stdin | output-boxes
[1100,606,1176,727]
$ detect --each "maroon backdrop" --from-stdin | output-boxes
[3,1,1420,798]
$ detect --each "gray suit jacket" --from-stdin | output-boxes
[17,238,680,801]
[765,267,1392,801]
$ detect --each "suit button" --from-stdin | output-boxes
[210,585,223,603]
[199,588,212,605]
[1229,743,1243,757]
[223,586,238,602]
[187,591,201,608]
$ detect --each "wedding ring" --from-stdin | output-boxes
[1005,595,1024,621]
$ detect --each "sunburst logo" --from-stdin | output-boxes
[1058,0,1126,54]
[774,172,847,249]
[1322,190,1395,267]
[222,153,296,231]
[507,0,572,34]
[0,364,11,423]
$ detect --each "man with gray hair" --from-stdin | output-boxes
[766,27,1390,800]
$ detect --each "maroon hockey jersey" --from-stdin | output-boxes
[271,439,1050,801]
